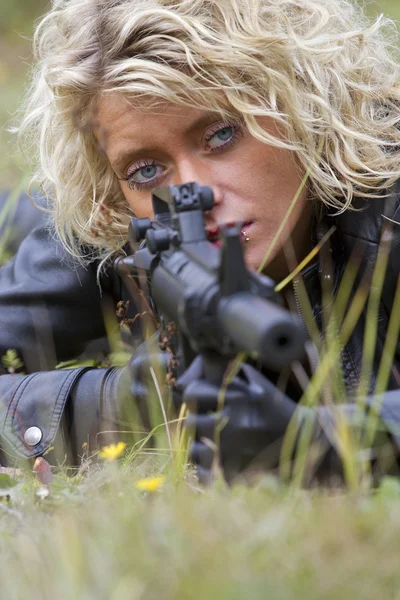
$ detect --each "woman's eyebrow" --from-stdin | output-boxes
[185,112,220,135]
[112,147,158,173]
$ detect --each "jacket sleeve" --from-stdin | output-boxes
[0,226,124,465]
[0,364,132,465]
[0,225,111,373]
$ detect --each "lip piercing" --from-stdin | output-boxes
[241,230,250,243]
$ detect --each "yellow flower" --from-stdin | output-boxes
[99,442,127,462]
[135,475,166,493]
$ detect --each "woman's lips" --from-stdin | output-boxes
[207,226,220,241]
[207,221,254,246]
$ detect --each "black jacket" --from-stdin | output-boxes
[0,181,400,465]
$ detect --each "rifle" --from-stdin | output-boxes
[114,181,306,386]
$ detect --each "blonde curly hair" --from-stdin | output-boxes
[18,0,400,263]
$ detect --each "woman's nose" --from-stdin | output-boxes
[173,160,223,206]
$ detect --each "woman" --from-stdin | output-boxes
[0,0,399,482]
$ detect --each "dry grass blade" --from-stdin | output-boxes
[149,365,173,458]
[354,225,393,460]
[275,226,336,293]
[257,138,324,274]
[362,275,400,452]
[357,226,392,399]
[280,272,371,488]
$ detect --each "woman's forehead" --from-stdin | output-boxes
[96,93,230,123]
[95,95,229,140]
[98,95,188,123]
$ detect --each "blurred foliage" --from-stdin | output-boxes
[0,0,49,41]
[0,1,47,189]
[367,0,400,21]
[1,463,400,599]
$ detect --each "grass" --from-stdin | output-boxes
[2,462,400,600]
[1,2,400,598]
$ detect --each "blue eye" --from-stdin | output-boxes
[137,165,158,181]
[204,122,244,153]
[122,160,166,191]
[132,163,161,183]
[216,127,233,141]
[206,126,234,149]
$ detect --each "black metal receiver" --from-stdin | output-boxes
[114,182,306,383]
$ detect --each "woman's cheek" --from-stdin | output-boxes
[122,185,154,219]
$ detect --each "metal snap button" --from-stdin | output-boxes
[24,427,43,447]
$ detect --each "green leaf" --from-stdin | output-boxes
[0,474,18,489]
[378,476,400,499]
[107,351,131,368]
[2,349,24,371]
[55,359,99,370]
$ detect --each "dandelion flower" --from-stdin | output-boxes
[99,442,127,462]
[136,475,166,493]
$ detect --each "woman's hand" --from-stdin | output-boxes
[111,332,176,437]
[175,356,399,486]
[175,357,300,484]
